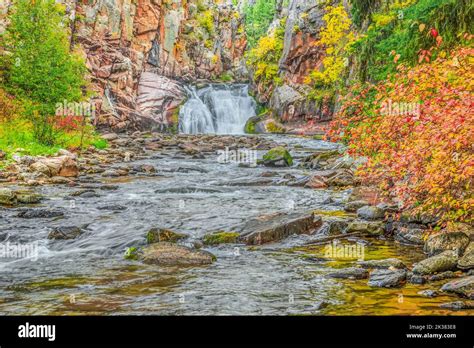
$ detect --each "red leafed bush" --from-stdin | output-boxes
[329,46,474,224]
[54,115,83,131]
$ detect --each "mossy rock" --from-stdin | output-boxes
[146,228,187,244]
[15,190,42,204]
[203,232,240,245]
[124,247,140,260]
[262,146,293,167]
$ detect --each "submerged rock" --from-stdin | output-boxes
[424,232,470,256]
[368,269,406,288]
[439,301,474,310]
[412,250,459,275]
[262,146,293,167]
[146,228,187,244]
[141,242,215,266]
[238,212,322,245]
[440,276,474,299]
[327,267,369,280]
[17,209,64,219]
[358,258,406,269]
[48,226,84,240]
[203,232,240,245]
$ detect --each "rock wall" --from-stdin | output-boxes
[251,0,345,132]
[1,0,247,131]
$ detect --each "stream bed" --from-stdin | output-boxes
[0,135,470,315]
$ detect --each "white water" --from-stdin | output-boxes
[179,84,257,134]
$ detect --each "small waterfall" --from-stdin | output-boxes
[179,84,257,134]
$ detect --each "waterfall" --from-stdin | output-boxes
[179,84,257,134]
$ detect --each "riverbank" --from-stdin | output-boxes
[0,132,472,315]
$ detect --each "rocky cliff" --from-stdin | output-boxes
[1,0,247,131]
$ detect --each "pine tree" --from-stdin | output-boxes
[2,0,86,145]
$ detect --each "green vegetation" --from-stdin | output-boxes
[244,0,278,48]
[203,232,240,245]
[0,0,100,159]
[246,19,286,90]
[263,146,293,166]
[350,0,473,82]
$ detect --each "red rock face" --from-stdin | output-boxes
[1,0,248,131]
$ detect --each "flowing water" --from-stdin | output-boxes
[179,84,256,135]
[0,84,469,315]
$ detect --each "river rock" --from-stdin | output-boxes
[439,301,474,310]
[344,200,369,213]
[141,242,215,266]
[17,209,64,219]
[458,243,474,270]
[346,220,385,236]
[14,190,42,204]
[418,290,439,297]
[368,269,406,288]
[358,258,406,269]
[238,212,322,245]
[392,223,426,245]
[48,226,84,240]
[412,250,459,275]
[0,188,16,205]
[262,147,293,167]
[440,276,474,299]
[424,232,470,256]
[30,156,78,177]
[327,267,369,280]
[203,232,240,245]
[146,228,187,244]
[357,206,385,220]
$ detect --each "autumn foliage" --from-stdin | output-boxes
[329,46,474,224]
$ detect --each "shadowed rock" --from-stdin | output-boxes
[441,276,474,299]
[368,269,406,288]
[238,212,322,245]
[327,267,369,280]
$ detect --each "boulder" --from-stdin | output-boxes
[0,188,16,205]
[327,267,369,280]
[146,228,187,244]
[368,269,406,288]
[14,190,42,204]
[344,200,369,213]
[412,250,459,275]
[358,258,406,269]
[458,243,474,270]
[424,232,470,256]
[346,220,385,236]
[440,276,474,299]
[238,212,322,245]
[30,156,78,177]
[48,226,84,240]
[262,147,293,167]
[357,206,385,220]
[392,223,426,245]
[140,242,216,266]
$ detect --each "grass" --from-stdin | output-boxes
[0,117,106,161]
